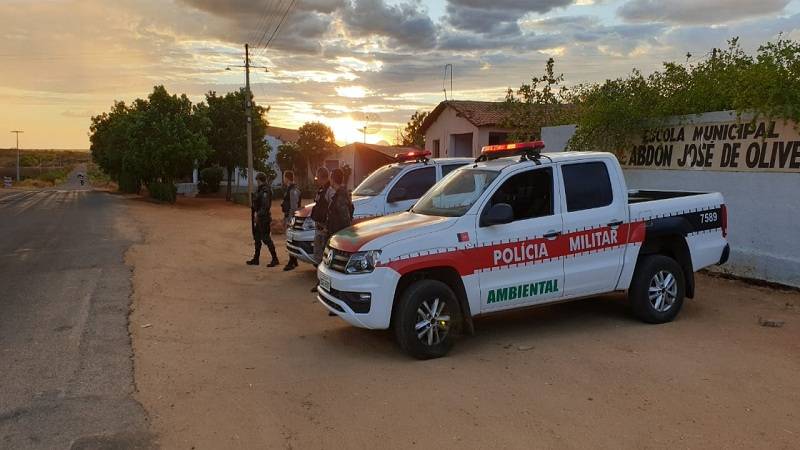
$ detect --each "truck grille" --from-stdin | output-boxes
[292,216,307,231]
[325,247,352,273]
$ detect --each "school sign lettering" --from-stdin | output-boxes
[623,119,800,173]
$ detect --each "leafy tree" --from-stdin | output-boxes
[90,101,135,188]
[89,86,212,198]
[276,142,301,172]
[126,86,211,188]
[502,57,573,142]
[202,90,270,200]
[567,36,800,154]
[296,121,336,183]
[401,111,428,147]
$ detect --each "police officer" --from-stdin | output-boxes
[310,167,335,265]
[326,168,354,237]
[247,172,279,267]
[281,170,301,271]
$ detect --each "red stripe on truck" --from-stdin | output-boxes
[382,221,646,276]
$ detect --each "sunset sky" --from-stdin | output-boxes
[1,0,799,149]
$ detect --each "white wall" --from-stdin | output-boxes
[542,113,800,288]
[541,124,576,152]
[424,107,478,157]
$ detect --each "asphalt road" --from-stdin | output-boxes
[0,167,153,449]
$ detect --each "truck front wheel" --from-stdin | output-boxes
[629,255,686,324]
[393,280,459,359]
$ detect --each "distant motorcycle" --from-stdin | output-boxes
[78,174,85,186]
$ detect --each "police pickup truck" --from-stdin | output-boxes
[317,142,730,359]
[287,152,472,265]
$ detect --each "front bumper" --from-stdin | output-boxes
[286,228,318,265]
[316,264,400,329]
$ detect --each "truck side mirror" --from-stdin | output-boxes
[481,203,514,226]
[388,187,407,203]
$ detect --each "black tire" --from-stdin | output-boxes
[393,279,460,359]
[629,255,686,323]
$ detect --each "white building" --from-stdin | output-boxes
[231,126,299,188]
[420,101,513,158]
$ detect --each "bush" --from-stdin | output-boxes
[198,167,224,194]
[118,172,140,194]
[147,182,177,203]
[37,168,70,184]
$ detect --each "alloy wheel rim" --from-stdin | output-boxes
[649,270,678,312]
[415,297,450,346]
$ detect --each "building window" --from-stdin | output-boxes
[432,139,441,158]
[488,132,509,145]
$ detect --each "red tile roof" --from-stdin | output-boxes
[265,126,300,143]
[420,100,510,132]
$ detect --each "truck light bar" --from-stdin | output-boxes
[477,141,545,162]
[395,150,431,163]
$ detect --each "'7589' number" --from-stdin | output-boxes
[700,212,718,223]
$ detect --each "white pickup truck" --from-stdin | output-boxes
[287,152,472,265]
[317,142,730,359]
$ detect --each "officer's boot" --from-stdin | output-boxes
[266,241,280,267]
[247,242,261,265]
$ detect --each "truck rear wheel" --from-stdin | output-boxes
[629,255,685,324]
[393,279,459,359]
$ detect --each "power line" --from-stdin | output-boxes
[251,0,282,52]
[252,0,285,55]
[255,0,297,59]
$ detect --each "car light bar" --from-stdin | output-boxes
[395,150,431,162]
[477,141,545,162]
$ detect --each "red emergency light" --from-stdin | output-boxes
[477,141,545,162]
[395,150,431,162]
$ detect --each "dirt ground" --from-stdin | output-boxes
[126,197,800,450]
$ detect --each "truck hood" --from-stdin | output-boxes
[295,195,374,218]
[329,212,455,253]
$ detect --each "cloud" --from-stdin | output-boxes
[342,0,437,49]
[446,0,574,14]
[618,0,791,25]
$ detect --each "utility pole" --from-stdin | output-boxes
[10,130,23,182]
[227,44,268,199]
[245,43,254,198]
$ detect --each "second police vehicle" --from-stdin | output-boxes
[287,151,472,265]
[317,142,731,359]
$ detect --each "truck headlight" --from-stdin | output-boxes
[345,250,381,274]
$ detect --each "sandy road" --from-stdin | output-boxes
[128,197,800,449]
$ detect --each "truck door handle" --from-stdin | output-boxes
[607,220,623,228]
[544,231,561,240]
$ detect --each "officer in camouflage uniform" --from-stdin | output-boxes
[247,172,279,267]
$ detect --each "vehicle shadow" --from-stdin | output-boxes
[313,293,644,361]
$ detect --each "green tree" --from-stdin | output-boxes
[567,36,800,154]
[401,111,428,147]
[202,90,270,200]
[89,86,212,198]
[90,101,130,184]
[502,57,573,142]
[126,86,211,187]
[276,142,301,172]
[296,121,336,182]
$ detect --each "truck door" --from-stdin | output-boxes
[558,160,627,297]
[385,166,436,214]
[476,167,564,312]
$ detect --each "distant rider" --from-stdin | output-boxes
[247,172,279,267]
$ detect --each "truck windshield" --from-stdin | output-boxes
[412,169,499,217]
[352,164,404,196]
